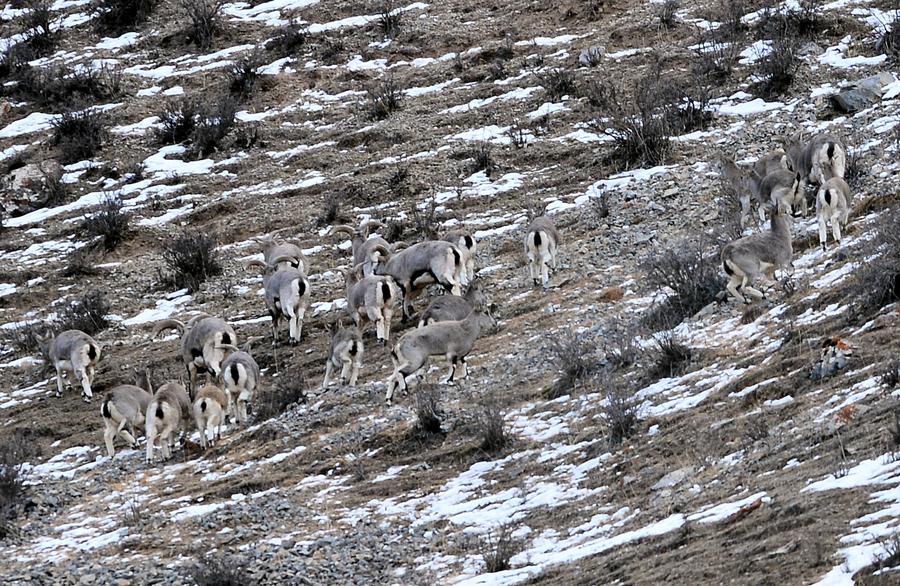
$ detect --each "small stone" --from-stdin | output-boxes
[651,468,691,491]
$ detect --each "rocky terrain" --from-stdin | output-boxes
[1,0,900,584]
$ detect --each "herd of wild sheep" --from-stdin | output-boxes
[34,130,848,464]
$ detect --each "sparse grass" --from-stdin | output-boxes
[546,328,601,398]
[156,98,198,145]
[467,142,495,177]
[316,193,342,227]
[0,429,41,540]
[190,556,253,586]
[81,194,131,251]
[11,63,122,110]
[658,0,680,29]
[414,385,443,434]
[741,303,767,324]
[228,51,262,98]
[505,122,528,149]
[843,143,865,189]
[378,0,402,38]
[477,397,508,453]
[366,77,402,120]
[20,0,56,56]
[4,322,47,356]
[93,0,156,33]
[254,376,305,420]
[600,375,639,449]
[851,208,900,317]
[60,248,100,278]
[41,166,69,209]
[691,31,741,82]
[641,239,725,329]
[479,524,519,573]
[162,231,222,292]
[877,16,900,61]
[649,332,694,379]
[181,0,223,49]
[408,197,439,240]
[536,68,577,101]
[754,27,800,98]
[56,290,110,336]
[190,96,238,157]
[387,166,410,198]
[51,108,108,164]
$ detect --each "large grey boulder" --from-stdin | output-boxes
[831,72,897,113]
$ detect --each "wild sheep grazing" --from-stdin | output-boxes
[329,220,400,277]
[322,322,364,389]
[45,330,102,402]
[418,279,490,327]
[781,133,846,214]
[385,309,497,404]
[263,267,311,346]
[750,169,802,217]
[816,177,853,250]
[193,384,229,449]
[720,208,794,304]
[101,384,152,458]
[442,230,477,283]
[152,314,237,398]
[343,264,400,344]
[220,349,260,426]
[717,152,789,227]
[243,235,309,274]
[373,240,467,320]
[524,214,560,288]
[145,382,191,463]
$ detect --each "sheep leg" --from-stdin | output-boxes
[54,365,65,397]
[443,355,457,384]
[237,399,248,426]
[145,421,157,463]
[818,215,828,250]
[104,419,118,458]
[339,358,352,386]
[270,312,280,346]
[294,306,306,343]
[458,357,469,380]
[188,363,198,401]
[349,359,360,386]
[549,240,558,270]
[541,259,550,288]
[383,310,392,342]
[739,194,750,229]
[726,274,746,304]
[832,216,842,246]
[118,428,138,450]
[323,360,335,389]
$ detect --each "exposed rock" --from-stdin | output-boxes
[831,72,898,113]
[651,467,691,491]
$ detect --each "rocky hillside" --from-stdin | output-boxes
[1,0,900,583]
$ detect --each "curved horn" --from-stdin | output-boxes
[328,225,357,238]
[361,219,384,237]
[216,343,240,352]
[390,240,409,252]
[270,254,301,267]
[151,319,185,339]
[369,243,391,258]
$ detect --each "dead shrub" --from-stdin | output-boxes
[477,397,508,453]
[366,77,402,120]
[41,166,69,208]
[691,31,742,82]
[467,142,495,177]
[881,360,900,389]
[408,198,439,240]
[316,36,345,64]
[266,22,307,57]
[754,27,800,98]
[546,328,601,398]
[414,384,443,434]
[757,1,826,40]
[180,0,223,49]
[12,63,122,109]
[479,524,519,573]
[851,209,900,316]
[190,556,253,586]
[877,15,900,60]
[715,0,749,38]
[56,290,111,335]
[658,0,680,29]
[0,429,41,540]
[843,142,865,189]
[93,0,156,33]
[4,322,47,355]
[641,239,725,329]
[316,193,342,227]
[80,194,131,251]
[190,96,238,157]
[378,0,402,38]
[51,108,108,164]
[600,376,639,449]
[60,247,100,278]
[387,166,410,198]
[741,303,767,324]
[536,68,577,101]
[20,0,56,56]
[162,231,222,292]
[155,98,198,145]
[649,332,694,379]
[228,51,262,98]
[254,376,305,420]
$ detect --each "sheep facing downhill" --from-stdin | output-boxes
[192,384,229,450]
[145,382,191,464]
[816,176,853,250]
[44,329,102,403]
[385,310,497,404]
[720,208,795,304]
[151,314,237,398]
[220,349,260,426]
[322,322,364,389]
[101,384,152,458]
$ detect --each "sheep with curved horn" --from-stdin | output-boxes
[328,220,400,277]
[780,132,847,216]
[263,264,311,346]
[101,384,152,457]
[219,347,260,425]
[243,235,309,274]
[371,240,467,321]
[151,314,237,398]
[145,381,191,463]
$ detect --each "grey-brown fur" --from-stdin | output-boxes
[717,153,788,227]
[322,323,363,389]
[193,384,229,449]
[152,314,237,398]
[145,382,191,463]
[263,267,311,345]
[48,329,102,402]
[782,133,847,214]
[220,350,260,426]
[373,240,466,320]
[386,310,497,404]
[441,230,477,282]
[721,210,794,303]
[816,177,852,250]
[523,215,560,288]
[418,279,489,327]
[244,235,308,274]
[329,220,397,277]
[344,264,399,343]
[101,384,152,457]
